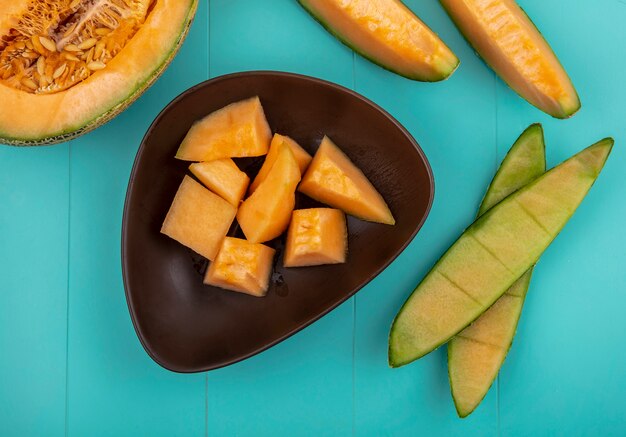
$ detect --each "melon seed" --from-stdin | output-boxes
[95,28,112,36]
[53,63,67,79]
[63,22,78,38]
[36,56,45,76]
[21,77,38,90]
[86,48,95,64]
[94,42,105,60]
[64,44,81,52]
[31,36,45,55]
[22,51,39,59]
[78,38,97,50]
[87,61,106,71]
[39,36,57,52]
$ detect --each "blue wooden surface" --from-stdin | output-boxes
[0,0,624,435]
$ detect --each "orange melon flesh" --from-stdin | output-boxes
[298,136,395,225]
[161,176,236,261]
[237,143,301,243]
[175,96,272,161]
[189,159,249,206]
[249,134,312,194]
[203,237,275,297]
[0,0,198,145]
[439,0,580,118]
[284,208,347,267]
[299,0,459,81]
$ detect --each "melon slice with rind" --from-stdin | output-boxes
[440,0,580,118]
[298,0,459,81]
[448,124,545,418]
[389,137,613,367]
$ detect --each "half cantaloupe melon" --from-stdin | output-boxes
[237,142,301,243]
[249,134,312,194]
[284,208,347,267]
[298,0,459,81]
[298,136,395,225]
[0,0,198,145]
[204,237,276,297]
[439,0,580,119]
[176,96,272,162]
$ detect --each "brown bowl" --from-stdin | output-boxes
[122,71,434,372]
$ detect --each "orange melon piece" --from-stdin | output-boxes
[284,208,347,267]
[189,159,249,206]
[203,237,276,297]
[298,136,395,225]
[175,97,272,161]
[161,176,236,261]
[249,134,312,194]
[237,143,301,243]
[439,0,580,118]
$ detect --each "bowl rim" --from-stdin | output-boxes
[121,70,435,373]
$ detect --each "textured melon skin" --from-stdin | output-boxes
[389,138,612,368]
[0,0,198,146]
[448,124,545,418]
[298,0,459,82]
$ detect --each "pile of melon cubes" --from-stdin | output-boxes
[161,97,395,297]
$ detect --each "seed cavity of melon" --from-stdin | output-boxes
[0,0,153,94]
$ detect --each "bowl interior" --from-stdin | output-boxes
[122,71,433,372]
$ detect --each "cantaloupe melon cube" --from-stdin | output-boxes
[189,159,249,206]
[298,136,395,225]
[203,237,276,297]
[284,208,347,267]
[175,96,272,161]
[249,134,312,194]
[161,176,236,261]
[237,142,301,243]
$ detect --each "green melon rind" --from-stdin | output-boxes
[298,0,459,82]
[448,124,545,418]
[479,124,546,215]
[388,137,613,368]
[439,1,580,119]
[448,269,532,418]
[0,0,198,146]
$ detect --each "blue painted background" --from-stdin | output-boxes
[1,0,624,435]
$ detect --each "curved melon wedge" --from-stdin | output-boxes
[237,142,301,243]
[0,0,198,145]
[389,138,613,367]
[440,0,580,118]
[448,124,545,418]
[298,0,459,81]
